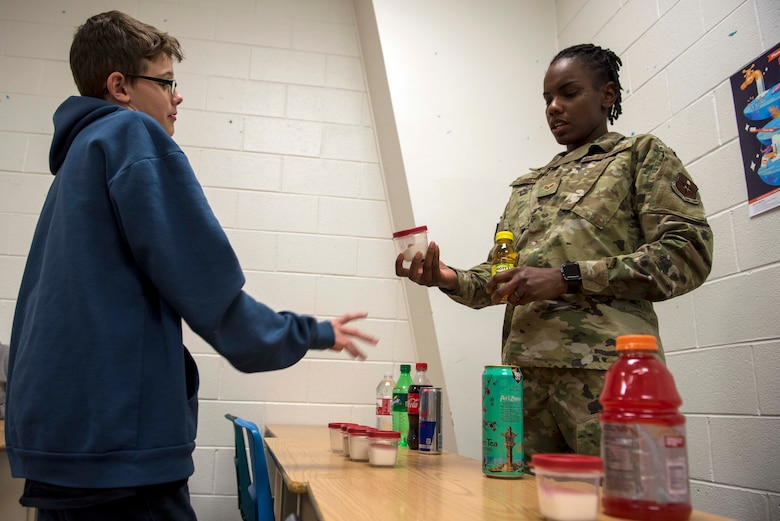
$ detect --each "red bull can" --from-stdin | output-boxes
[482,365,523,478]
[419,387,442,454]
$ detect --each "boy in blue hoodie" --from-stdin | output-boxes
[5,11,377,520]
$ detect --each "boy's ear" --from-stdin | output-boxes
[105,72,130,103]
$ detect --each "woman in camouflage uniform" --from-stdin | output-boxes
[396,44,713,461]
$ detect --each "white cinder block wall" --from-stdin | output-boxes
[2,0,780,520]
[553,1,780,519]
[370,0,780,520]
[0,1,414,520]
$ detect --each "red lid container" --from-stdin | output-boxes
[531,453,603,472]
[328,422,355,429]
[392,225,428,238]
[368,430,401,439]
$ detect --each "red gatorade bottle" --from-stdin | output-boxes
[599,335,691,521]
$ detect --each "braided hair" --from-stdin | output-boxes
[551,44,623,124]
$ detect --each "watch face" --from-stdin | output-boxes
[562,263,581,279]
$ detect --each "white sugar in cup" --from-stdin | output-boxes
[531,454,603,521]
[393,226,428,264]
[368,430,400,467]
[347,425,371,462]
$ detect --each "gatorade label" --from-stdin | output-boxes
[602,423,690,500]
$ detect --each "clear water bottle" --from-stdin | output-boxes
[407,362,432,450]
[392,364,412,447]
[375,371,395,431]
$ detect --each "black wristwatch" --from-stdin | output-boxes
[560,262,582,294]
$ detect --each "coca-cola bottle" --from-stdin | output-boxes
[407,362,432,450]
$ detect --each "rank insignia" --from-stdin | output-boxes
[672,172,700,204]
[536,179,559,197]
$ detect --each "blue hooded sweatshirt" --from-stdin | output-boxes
[6,96,334,488]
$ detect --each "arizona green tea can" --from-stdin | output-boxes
[482,365,524,478]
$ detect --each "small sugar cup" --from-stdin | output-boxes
[393,226,428,263]
[531,454,603,521]
[368,430,400,467]
[328,422,356,452]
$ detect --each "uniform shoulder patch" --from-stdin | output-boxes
[672,172,700,204]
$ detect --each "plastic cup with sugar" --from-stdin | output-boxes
[531,453,603,521]
[393,226,428,265]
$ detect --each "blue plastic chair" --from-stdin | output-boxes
[225,414,275,521]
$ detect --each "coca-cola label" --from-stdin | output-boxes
[376,397,391,415]
[407,393,420,415]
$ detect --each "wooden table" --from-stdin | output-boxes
[263,424,731,521]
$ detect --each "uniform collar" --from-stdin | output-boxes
[544,132,626,169]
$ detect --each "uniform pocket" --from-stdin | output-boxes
[574,412,602,456]
[568,158,631,230]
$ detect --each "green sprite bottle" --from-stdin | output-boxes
[391,364,412,447]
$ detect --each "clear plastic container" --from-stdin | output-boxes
[340,423,357,457]
[368,430,400,467]
[328,422,354,453]
[347,426,371,462]
[532,454,604,521]
[392,225,428,264]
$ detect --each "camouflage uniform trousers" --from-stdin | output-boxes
[520,366,604,463]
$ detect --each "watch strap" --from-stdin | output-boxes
[560,262,582,294]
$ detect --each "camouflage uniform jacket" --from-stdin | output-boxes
[445,132,713,369]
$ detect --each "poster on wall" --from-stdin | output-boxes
[730,42,780,217]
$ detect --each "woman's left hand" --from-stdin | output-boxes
[486,266,568,305]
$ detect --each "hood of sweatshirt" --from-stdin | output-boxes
[49,96,125,175]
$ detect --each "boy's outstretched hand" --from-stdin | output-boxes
[329,312,378,360]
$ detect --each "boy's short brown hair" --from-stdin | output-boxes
[70,11,184,98]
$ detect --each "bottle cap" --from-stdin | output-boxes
[616,334,658,352]
[495,230,514,241]
[415,362,427,371]
[400,364,411,371]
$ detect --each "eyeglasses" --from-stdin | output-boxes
[123,73,177,96]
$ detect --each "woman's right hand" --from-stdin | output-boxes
[395,241,458,291]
